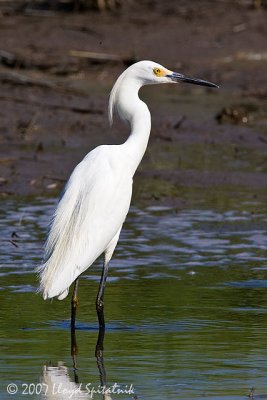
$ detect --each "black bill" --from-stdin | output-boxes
[167,72,219,88]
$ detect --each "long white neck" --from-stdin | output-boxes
[109,74,151,175]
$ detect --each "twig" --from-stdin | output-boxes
[0,94,102,114]
[173,115,186,130]
[17,111,40,139]
[8,239,19,248]
[0,157,16,164]
[0,71,56,89]
[23,9,56,17]
[43,175,66,183]
[70,50,135,65]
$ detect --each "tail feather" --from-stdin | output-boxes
[37,259,74,300]
[37,177,84,300]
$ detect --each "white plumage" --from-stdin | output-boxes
[38,60,218,302]
[41,363,90,399]
[38,145,132,299]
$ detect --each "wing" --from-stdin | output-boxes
[38,145,132,299]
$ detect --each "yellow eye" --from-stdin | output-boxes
[153,67,163,77]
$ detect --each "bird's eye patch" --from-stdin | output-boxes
[153,67,165,77]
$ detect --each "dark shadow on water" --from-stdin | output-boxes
[47,319,139,332]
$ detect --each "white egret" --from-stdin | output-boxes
[38,60,218,327]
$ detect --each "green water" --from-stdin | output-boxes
[1,190,267,400]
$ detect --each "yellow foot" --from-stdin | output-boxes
[72,297,79,308]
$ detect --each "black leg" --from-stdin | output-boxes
[96,262,109,329]
[71,325,79,383]
[95,324,106,386]
[71,278,79,369]
[71,278,79,330]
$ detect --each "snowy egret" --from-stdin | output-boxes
[38,60,218,328]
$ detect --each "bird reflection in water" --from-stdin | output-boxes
[40,324,112,399]
[41,362,90,399]
[39,319,137,399]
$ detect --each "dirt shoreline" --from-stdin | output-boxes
[0,2,266,201]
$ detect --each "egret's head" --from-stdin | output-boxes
[128,60,219,88]
[109,60,219,125]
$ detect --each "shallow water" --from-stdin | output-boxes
[1,195,267,399]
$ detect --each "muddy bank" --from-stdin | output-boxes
[0,1,266,202]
